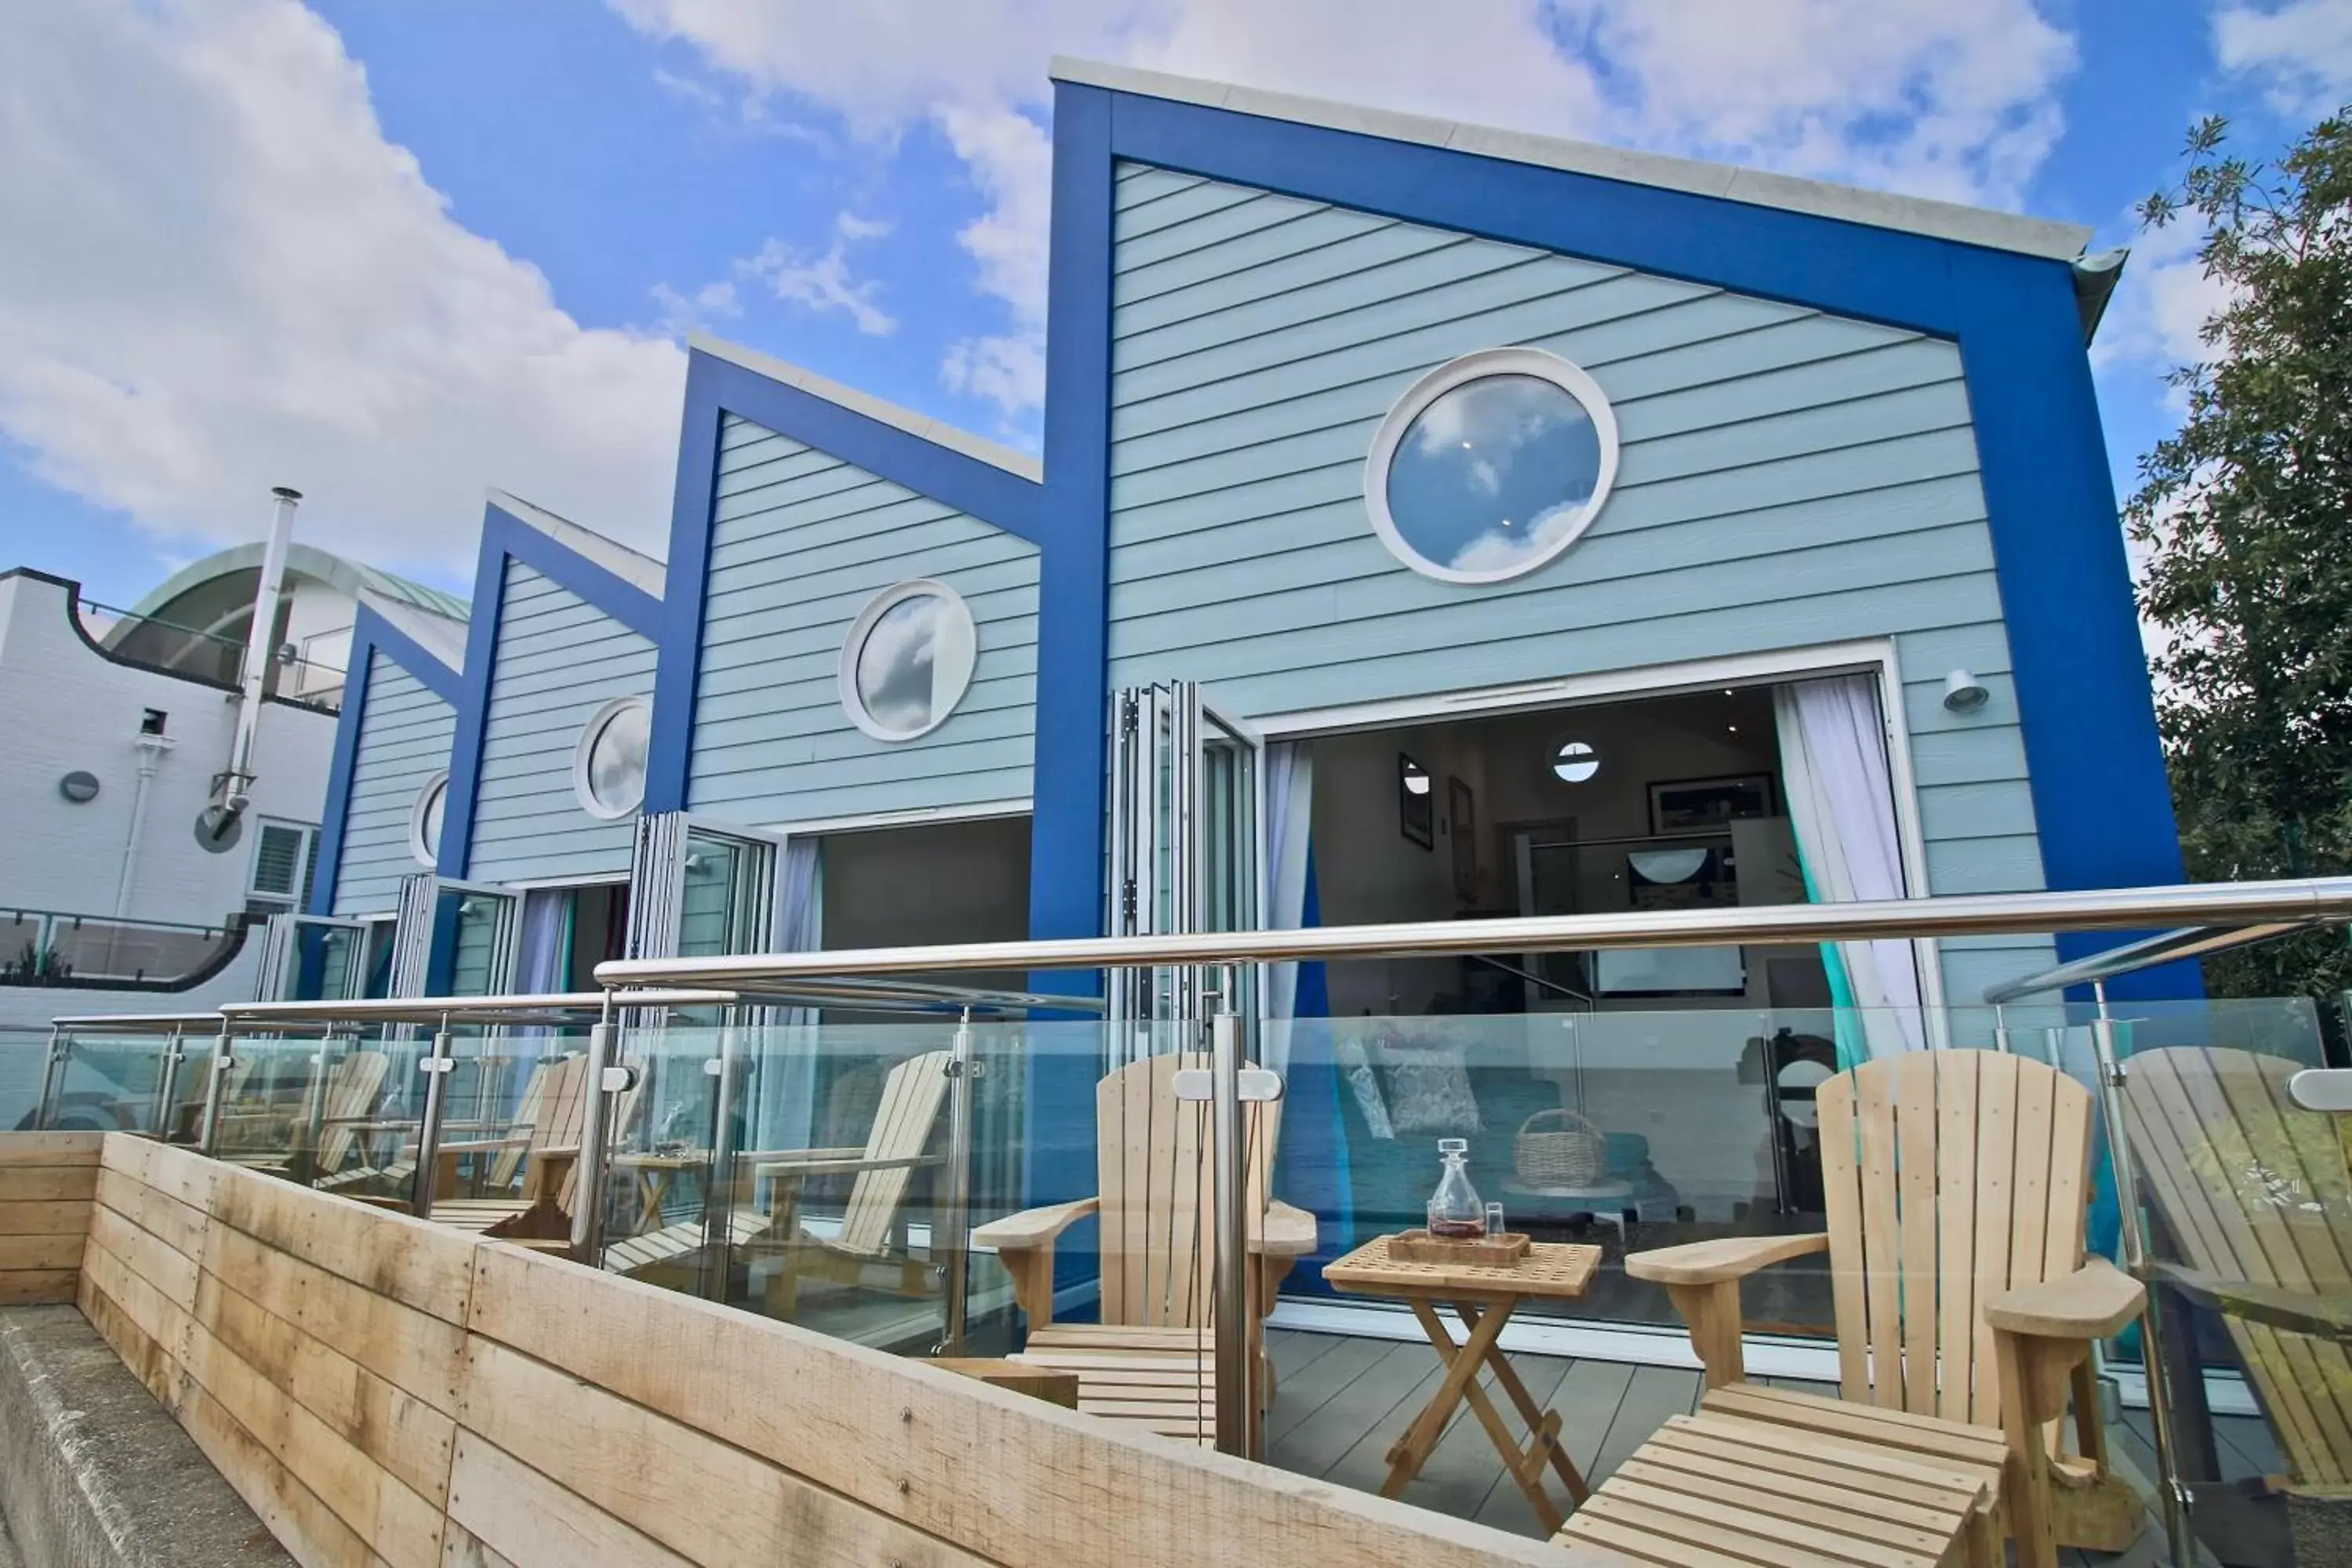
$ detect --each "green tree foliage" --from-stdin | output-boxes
[2129,108,2352,1000]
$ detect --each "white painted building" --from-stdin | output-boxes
[0,548,466,1073]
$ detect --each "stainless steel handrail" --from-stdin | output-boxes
[49,1011,233,1032]
[595,877,2352,989]
[218,989,742,1026]
[1978,921,2321,1005]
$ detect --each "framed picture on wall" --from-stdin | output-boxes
[1399,754,1434,849]
[1448,777,1477,902]
[1649,774,1775,834]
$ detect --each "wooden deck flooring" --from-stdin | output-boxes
[1262,1328,2278,1565]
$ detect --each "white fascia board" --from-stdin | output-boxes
[485,489,667,601]
[688,332,1045,484]
[357,586,468,674]
[1051,56,2092,263]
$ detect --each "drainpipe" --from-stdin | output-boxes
[114,730,174,917]
[202,486,300,842]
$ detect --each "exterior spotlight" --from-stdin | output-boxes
[1942,669,1990,713]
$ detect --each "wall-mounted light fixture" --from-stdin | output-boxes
[1942,669,1990,713]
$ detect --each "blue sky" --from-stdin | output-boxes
[2,0,2346,610]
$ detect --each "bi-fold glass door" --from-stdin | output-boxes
[1105,681,1265,1062]
[253,913,384,1003]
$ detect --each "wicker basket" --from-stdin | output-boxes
[1515,1108,1607,1187]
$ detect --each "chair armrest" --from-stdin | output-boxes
[733,1145,864,1166]
[1626,1231,1828,1286]
[971,1197,1099,1253]
[434,1134,532,1156]
[2144,1261,2352,1339]
[1254,1200,1318,1258]
[753,1154,942,1179]
[1985,1261,2144,1340]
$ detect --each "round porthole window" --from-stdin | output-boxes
[1551,739,1600,784]
[409,772,448,867]
[840,581,978,742]
[572,696,652,819]
[1363,347,1619,584]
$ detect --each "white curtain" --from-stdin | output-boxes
[1261,741,1315,1073]
[753,839,824,1152]
[1773,675,1926,1059]
[515,889,572,993]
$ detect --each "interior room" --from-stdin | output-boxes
[1288,681,1907,1333]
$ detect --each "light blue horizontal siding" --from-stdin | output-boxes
[464,564,655,886]
[332,652,453,915]
[1105,162,2051,1004]
[687,416,1040,824]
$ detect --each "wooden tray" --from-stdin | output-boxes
[1388,1229,1531,1265]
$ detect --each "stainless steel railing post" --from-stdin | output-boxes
[2089,993,2194,1567]
[1210,1000,1253,1458]
[149,1025,183,1140]
[198,1019,234,1156]
[410,1023,456,1218]
[933,1008,978,1356]
[34,1029,69,1131]
[570,1008,620,1265]
[698,1019,743,1302]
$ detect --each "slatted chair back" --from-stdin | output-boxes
[2122,1046,2352,1486]
[1097,1053,1281,1330]
[1818,1051,2095,1427]
[836,1050,953,1259]
[486,1057,560,1189]
[314,1050,390,1173]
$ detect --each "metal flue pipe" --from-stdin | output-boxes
[205,485,301,840]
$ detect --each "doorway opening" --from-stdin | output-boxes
[1280,674,1919,1338]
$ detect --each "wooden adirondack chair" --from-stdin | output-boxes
[1627,1050,2148,1568]
[430,1053,597,1244]
[751,1047,953,1315]
[602,1048,956,1305]
[218,1048,389,1178]
[972,1053,1317,1449]
[2122,1046,2352,1560]
[314,1051,566,1203]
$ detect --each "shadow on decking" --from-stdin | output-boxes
[1261,1328,2280,1566]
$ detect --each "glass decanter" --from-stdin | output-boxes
[1425,1138,1486,1239]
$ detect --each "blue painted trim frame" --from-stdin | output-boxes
[436,499,669,880]
[306,603,463,916]
[640,346,1055,821]
[1029,83,2184,991]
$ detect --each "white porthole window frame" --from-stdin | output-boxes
[408,772,448,868]
[1362,345,1621,586]
[838,579,979,743]
[571,695,653,821]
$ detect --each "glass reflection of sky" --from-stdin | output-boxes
[587,702,650,811]
[857,594,949,734]
[420,779,445,856]
[1385,373,1602,575]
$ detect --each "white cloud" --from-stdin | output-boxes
[736,212,899,336]
[2090,216,2236,391]
[2216,1,2352,116]
[652,278,742,337]
[614,0,2087,421]
[0,0,686,576]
